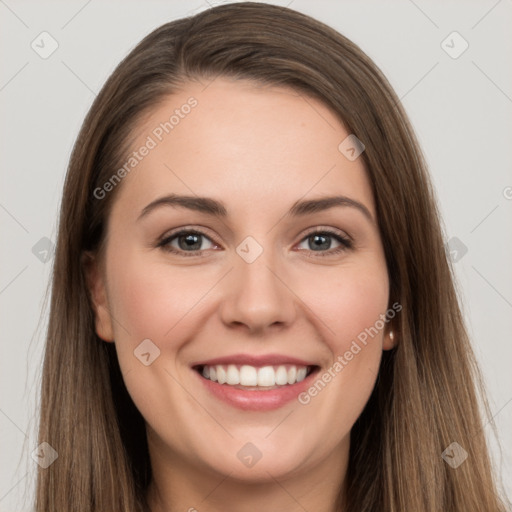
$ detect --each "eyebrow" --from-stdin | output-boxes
[137,193,374,223]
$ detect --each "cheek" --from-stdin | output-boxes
[292,261,389,419]
[297,262,389,351]
[104,251,207,428]
[107,251,215,344]
[107,247,389,368]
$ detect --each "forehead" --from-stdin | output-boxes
[109,77,375,224]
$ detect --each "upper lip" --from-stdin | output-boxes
[191,353,317,368]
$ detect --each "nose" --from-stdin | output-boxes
[218,248,297,335]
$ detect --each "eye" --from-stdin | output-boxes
[157,227,353,258]
[296,229,352,257]
[158,229,218,257]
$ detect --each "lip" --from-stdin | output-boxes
[191,355,320,411]
[191,353,317,367]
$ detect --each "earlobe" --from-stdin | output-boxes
[82,251,115,342]
[383,329,396,351]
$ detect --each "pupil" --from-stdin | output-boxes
[311,234,330,251]
[179,234,201,250]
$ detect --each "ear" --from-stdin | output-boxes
[82,251,114,342]
[382,326,397,351]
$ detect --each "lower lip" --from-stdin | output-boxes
[194,368,318,411]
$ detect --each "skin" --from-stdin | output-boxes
[86,77,395,512]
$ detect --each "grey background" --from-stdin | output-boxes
[1,0,511,509]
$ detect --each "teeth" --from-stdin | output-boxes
[257,366,275,387]
[199,364,311,387]
[226,364,240,385]
[287,365,297,385]
[217,366,227,384]
[296,367,307,382]
[275,365,288,385]
[240,365,257,386]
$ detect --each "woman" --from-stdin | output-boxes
[35,2,509,510]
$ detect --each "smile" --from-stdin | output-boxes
[192,356,320,411]
[198,364,312,388]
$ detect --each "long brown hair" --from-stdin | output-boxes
[35,2,509,510]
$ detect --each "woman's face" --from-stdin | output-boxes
[87,77,393,485]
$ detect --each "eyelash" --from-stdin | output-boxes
[157,227,353,258]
